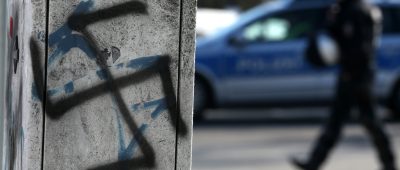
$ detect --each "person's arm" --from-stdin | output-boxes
[359,5,382,56]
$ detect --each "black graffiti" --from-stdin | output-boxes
[6,6,23,170]
[30,1,187,169]
[13,35,19,74]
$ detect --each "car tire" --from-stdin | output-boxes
[194,77,209,122]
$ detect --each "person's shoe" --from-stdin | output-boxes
[290,158,314,170]
[382,167,397,170]
[382,163,397,170]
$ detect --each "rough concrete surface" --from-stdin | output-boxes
[177,0,196,169]
[4,0,195,169]
[0,0,6,168]
[3,0,47,169]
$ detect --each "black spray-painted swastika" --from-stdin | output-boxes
[30,0,188,169]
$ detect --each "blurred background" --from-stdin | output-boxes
[193,0,400,169]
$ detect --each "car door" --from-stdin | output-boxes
[222,8,326,104]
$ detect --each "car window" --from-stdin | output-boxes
[377,6,400,35]
[381,7,394,34]
[387,7,400,34]
[241,9,323,43]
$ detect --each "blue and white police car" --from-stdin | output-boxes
[194,0,400,119]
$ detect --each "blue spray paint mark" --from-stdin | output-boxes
[48,88,61,97]
[48,34,97,65]
[116,111,126,159]
[32,84,60,101]
[144,99,167,119]
[96,69,109,80]
[64,81,75,94]
[116,63,124,69]
[118,124,148,161]
[126,56,159,69]
[31,84,40,101]
[20,128,24,146]
[115,103,149,161]
[37,31,46,42]
[130,98,167,119]
[49,0,94,46]
[115,97,167,161]
[151,101,167,119]
[48,0,96,66]
[131,103,141,112]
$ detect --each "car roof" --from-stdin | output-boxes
[203,0,400,40]
[288,0,400,8]
[239,0,400,23]
[287,0,335,9]
[370,0,400,5]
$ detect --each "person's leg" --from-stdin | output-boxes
[293,79,352,170]
[357,83,397,170]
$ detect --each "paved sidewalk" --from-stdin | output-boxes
[193,122,400,170]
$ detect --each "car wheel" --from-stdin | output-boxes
[194,77,209,121]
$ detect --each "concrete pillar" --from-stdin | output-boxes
[0,0,7,168]
[4,0,196,169]
[3,0,47,169]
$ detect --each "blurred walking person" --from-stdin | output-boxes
[292,0,397,170]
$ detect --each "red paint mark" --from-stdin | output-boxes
[9,17,13,37]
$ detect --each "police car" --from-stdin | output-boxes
[194,0,400,120]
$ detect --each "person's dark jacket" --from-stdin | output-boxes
[327,0,382,78]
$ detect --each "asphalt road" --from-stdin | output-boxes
[192,108,400,170]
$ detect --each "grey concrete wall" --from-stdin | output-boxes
[3,0,195,169]
[0,0,7,168]
[3,0,47,169]
[177,0,196,169]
